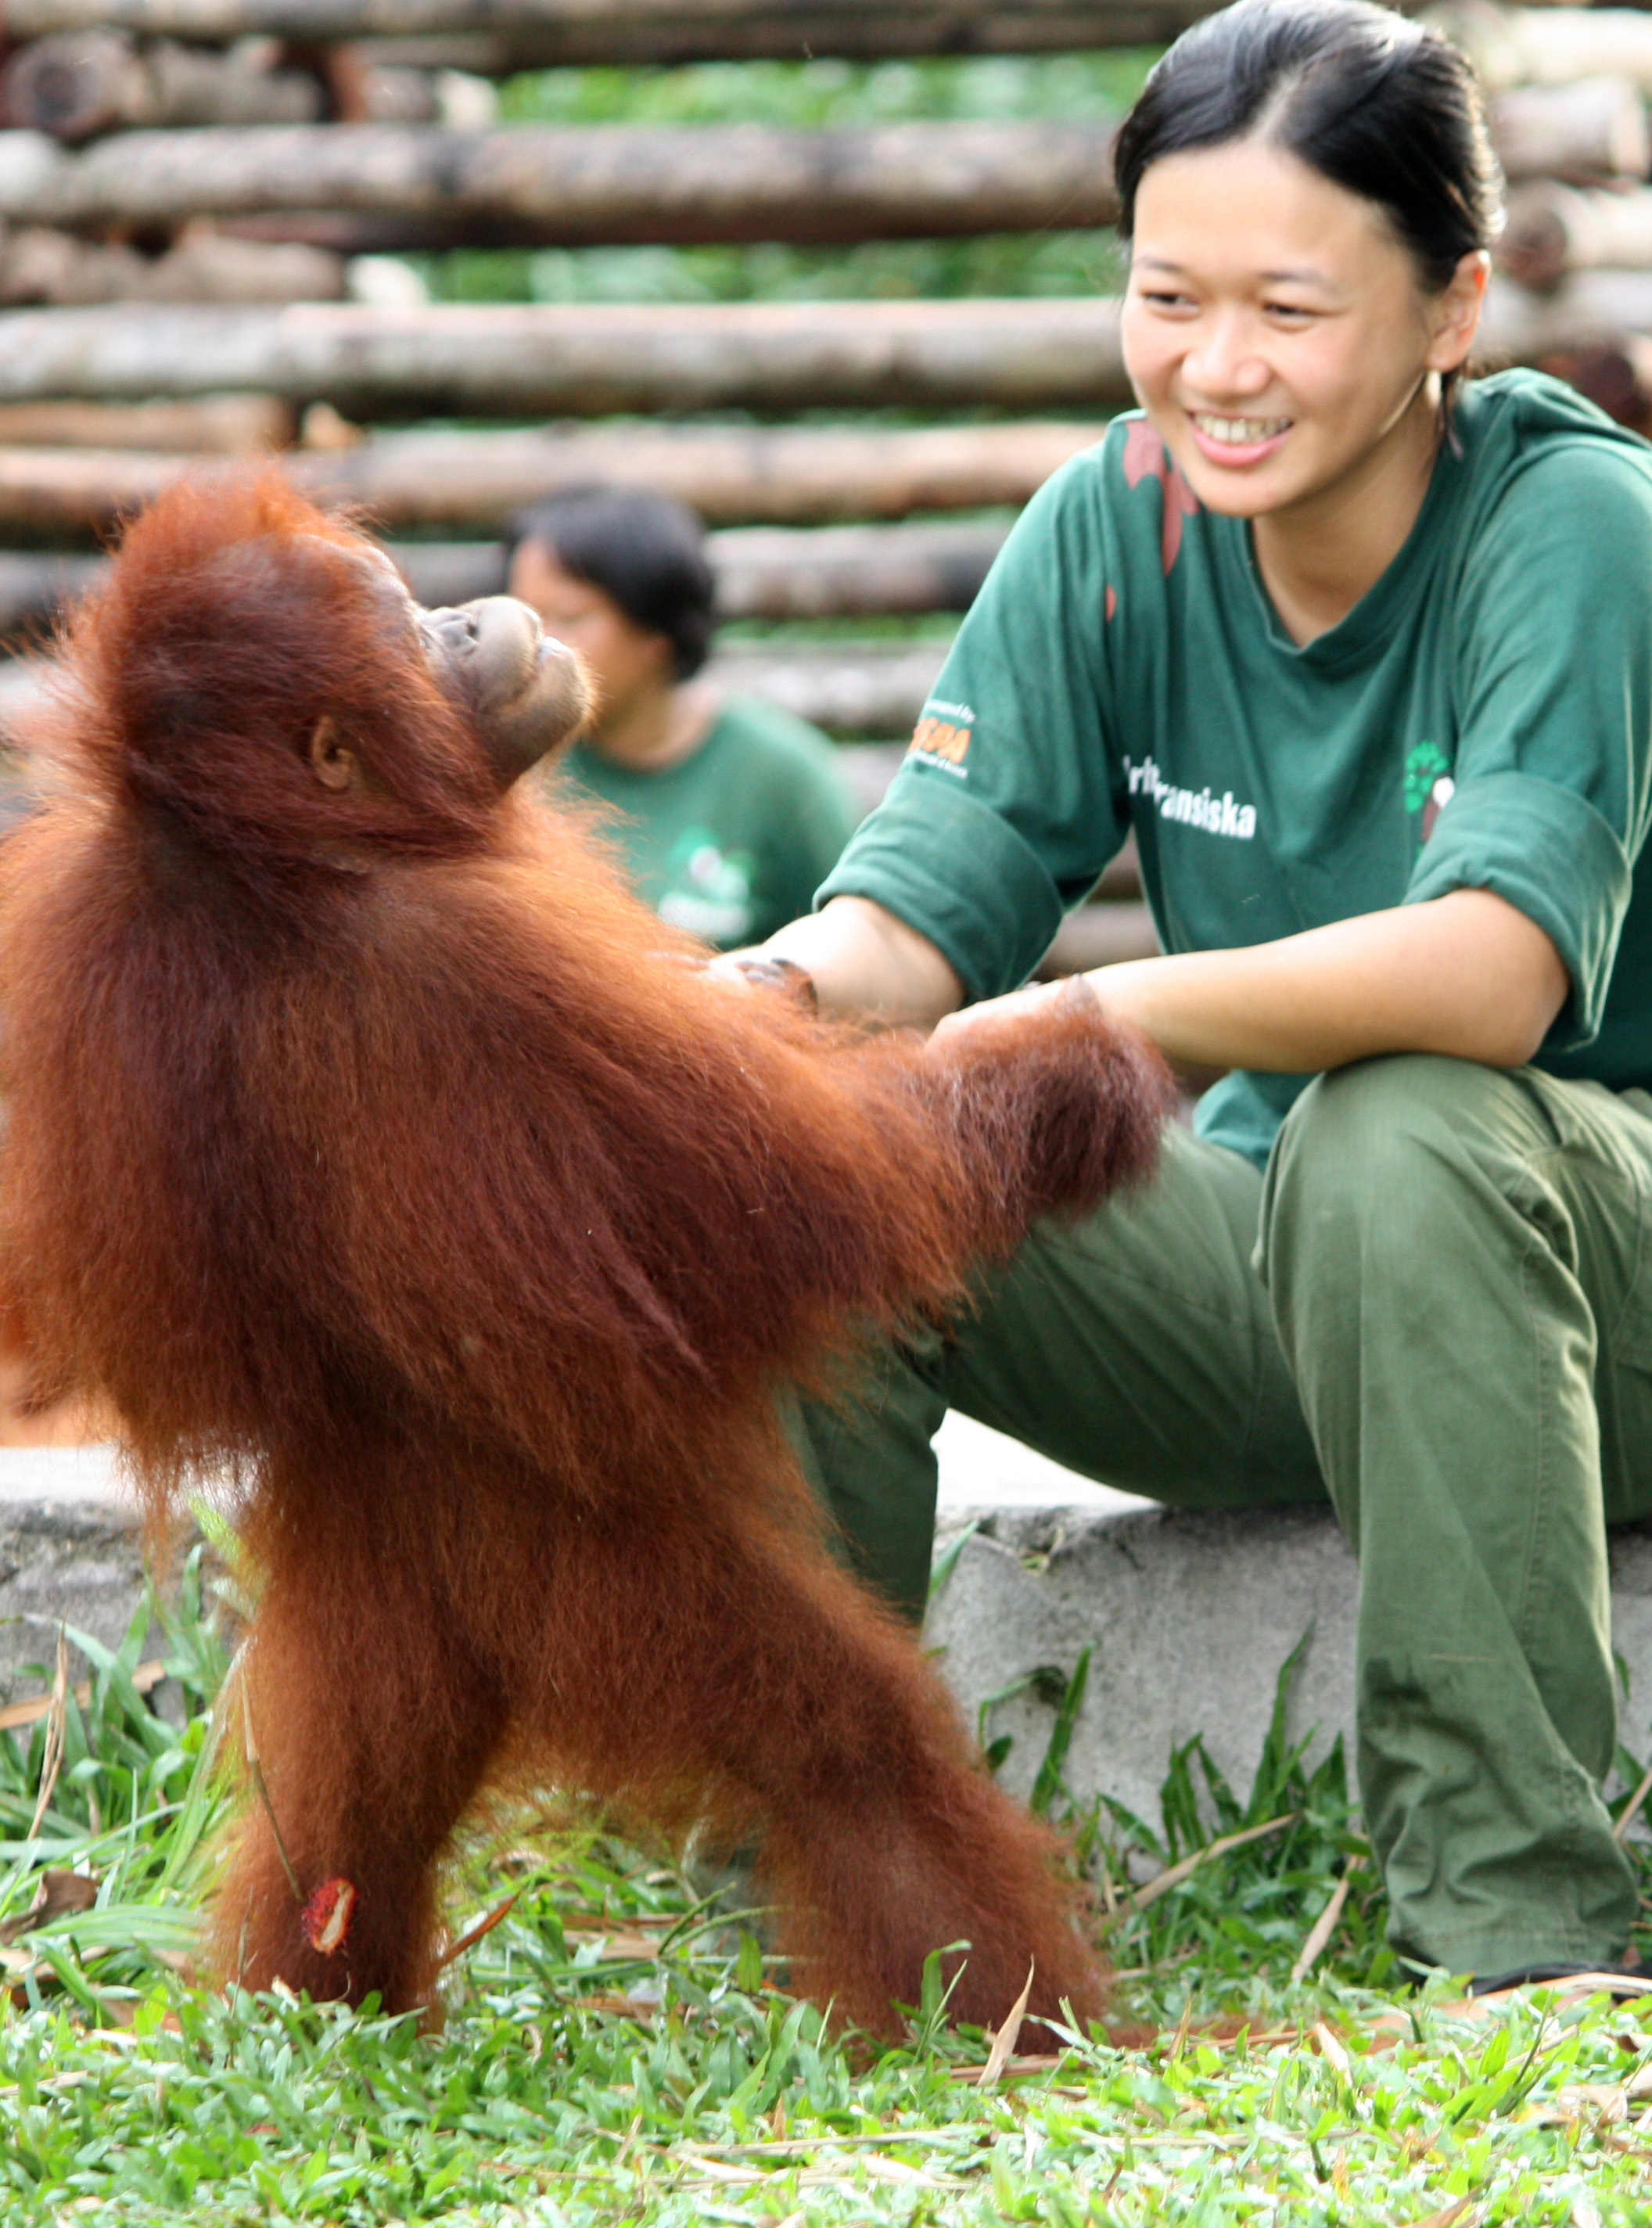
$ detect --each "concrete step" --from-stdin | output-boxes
[10,1431,1652,1844]
[928,1481,1652,1831]
[0,1443,151,1703]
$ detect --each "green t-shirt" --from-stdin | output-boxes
[562,693,855,950]
[821,369,1652,1168]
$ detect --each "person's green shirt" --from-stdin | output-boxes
[820,368,1652,1168]
[563,693,855,950]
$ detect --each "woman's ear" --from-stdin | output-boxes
[307,714,361,793]
[1427,248,1490,375]
[641,626,677,681]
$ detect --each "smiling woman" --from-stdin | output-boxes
[1119,139,1485,645]
[745,0,1652,2000]
[1112,2,1497,645]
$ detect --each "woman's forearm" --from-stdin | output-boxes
[762,895,964,1027]
[1088,889,1569,1073]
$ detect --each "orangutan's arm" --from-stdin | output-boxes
[755,896,964,1027]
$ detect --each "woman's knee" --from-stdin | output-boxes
[1260,1054,1530,1282]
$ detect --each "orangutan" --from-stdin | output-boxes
[0,475,1169,2036]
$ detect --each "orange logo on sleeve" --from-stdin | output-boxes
[910,713,971,765]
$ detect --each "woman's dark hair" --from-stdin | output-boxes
[505,483,716,681]
[1114,0,1501,331]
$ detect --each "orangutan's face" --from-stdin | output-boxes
[416,595,589,789]
[303,541,588,798]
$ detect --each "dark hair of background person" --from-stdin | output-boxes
[506,483,717,681]
[1112,0,1502,405]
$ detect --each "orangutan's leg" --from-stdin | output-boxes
[210,1504,505,2014]
[537,1499,1104,2039]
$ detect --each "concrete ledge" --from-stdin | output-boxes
[0,1444,149,1703]
[11,1435,1652,1849]
[926,1500,1652,1826]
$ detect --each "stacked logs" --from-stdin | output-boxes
[0,2,1171,961]
[11,0,1652,955]
[0,38,496,303]
[1431,0,1652,433]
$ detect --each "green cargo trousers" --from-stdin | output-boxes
[800,1053,1652,1978]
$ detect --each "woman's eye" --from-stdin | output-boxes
[1264,300,1317,321]
[1140,288,1196,311]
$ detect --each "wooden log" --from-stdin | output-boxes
[0,0,1223,70]
[0,221,345,304]
[1481,268,1652,359]
[0,548,101,632]
[0,638,932,741]
[1439,4,1652,96]
[1532,332,1652,432]
[264,526,1007,619]
[329,419,1104,528]
[0,298,1132,415]
[708,640,946,736]
[1035,900,1158,975]
[708,520,1007,619]
[1488,77,1650,183]
[0,518,1012,625]
[0,119,1119,244]
[393,522,1009,616]
[0,442,183,534]
[0,390,293,447]
[2,31,323,140]
[0,419,1105,537]
[1500,181,1652,288]
[325,53,497,128]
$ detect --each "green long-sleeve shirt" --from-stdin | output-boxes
[821,369,1652,1167]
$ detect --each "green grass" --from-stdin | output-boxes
[3,1563,1652,2222]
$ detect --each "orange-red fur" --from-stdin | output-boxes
[0,477,1170,2036]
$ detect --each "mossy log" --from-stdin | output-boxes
[0,297,1131,415]
[0,0,1222,71]
[0,419,1104,537]
[0,119,1119,245]
[0,519,1013,628]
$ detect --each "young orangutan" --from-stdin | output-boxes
[0,476,1171,2038]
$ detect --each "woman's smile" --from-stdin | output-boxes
[1187,411,1295,465]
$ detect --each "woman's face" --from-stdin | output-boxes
[505,539,674,725]
[1119,138,1486,519]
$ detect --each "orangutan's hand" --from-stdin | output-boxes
[927,974,1100,1052]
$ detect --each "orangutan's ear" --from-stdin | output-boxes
[307,715,362,793]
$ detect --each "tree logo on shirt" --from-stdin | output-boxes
[657,828,756,946]
[1122,420,1199,573]
[1403,741,1456,842]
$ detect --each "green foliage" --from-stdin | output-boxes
[498,50,1162,129]
[415,51,1159,305]
[1080,1637,1398,2011]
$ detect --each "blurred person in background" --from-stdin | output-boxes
[507,485,855,949]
